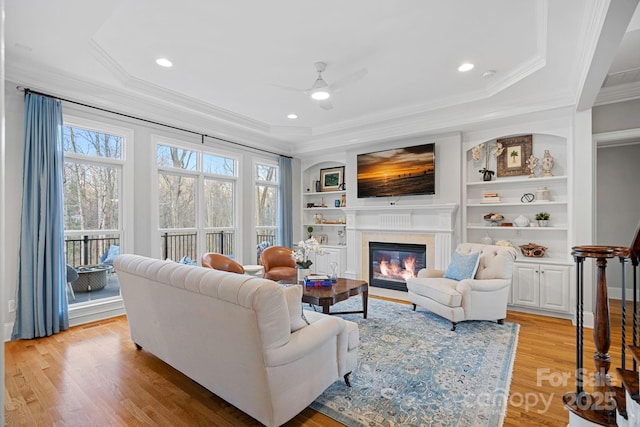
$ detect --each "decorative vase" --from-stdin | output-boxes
[315,180,322,192]
[480,233,493,245]
[482,170,493,181]
[541,150,554,177]
[514,215,529,227]
[297,268,310,282]
[537,220,549,227]
[535,187,551,202]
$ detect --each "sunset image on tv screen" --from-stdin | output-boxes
[357,143,435,198]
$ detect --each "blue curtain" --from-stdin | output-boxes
[278,156,293,248]
[12,93,68,339]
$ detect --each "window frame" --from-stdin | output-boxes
[153,135,240,261]
[254,158,280,251]
[62,114,134,313]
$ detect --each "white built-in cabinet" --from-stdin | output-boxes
[309,246,347,277]
[512,262,570,313]
[464,133,573,318]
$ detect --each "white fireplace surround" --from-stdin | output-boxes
[341,203,458,281]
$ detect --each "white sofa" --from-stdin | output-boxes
[406,243,517,331]
[114,254,359,427]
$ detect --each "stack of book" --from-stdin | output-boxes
[481,192,501,203]
[304,274,332,287]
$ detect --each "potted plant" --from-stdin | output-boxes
[292,238,326,281]
[535,212,550,227]
[307,226,313,239]
[473,141,505,181]
[478,167,495,182]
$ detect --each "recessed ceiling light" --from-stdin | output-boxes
[155,57,173,68]
[287,113,298,119]
[458,63,474,72]
[482,70,497,78]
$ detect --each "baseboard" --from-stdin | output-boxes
[4,323,13,342]
[69,299,125,327]
[4,299,126,341]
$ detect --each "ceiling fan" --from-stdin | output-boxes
[275,62,367,110]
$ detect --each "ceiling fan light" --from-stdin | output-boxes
[311,90,330,100]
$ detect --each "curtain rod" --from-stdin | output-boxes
[16,86,292,159]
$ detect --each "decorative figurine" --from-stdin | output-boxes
[541,150,554,177]
[526,154,538,178]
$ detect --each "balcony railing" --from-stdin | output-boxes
[65,235,120,267]
[161,231,235,261]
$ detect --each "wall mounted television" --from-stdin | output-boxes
[357,143,435,198]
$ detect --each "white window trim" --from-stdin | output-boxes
[62,114,134,325]
[152,134,240,261]
[253,158,280,250]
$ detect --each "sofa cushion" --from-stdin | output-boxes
[407,277,462,307]
[281,284,309,332]
[443,251,480,281]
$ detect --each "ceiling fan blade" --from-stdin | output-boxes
[319,99,333,110]
[329,68,368,92]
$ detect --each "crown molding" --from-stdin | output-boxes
[293,91,576,156]
[6,62,294,156]
[594,81,640,106]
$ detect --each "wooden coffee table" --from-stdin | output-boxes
[301,278,368,318]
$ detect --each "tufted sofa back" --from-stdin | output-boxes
[455,243,517,281]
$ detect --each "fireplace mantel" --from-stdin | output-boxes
[342,203,459,280]
[342,203,457,232]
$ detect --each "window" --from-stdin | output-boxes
[256,162,279,260]
[157,142,237,261]
[63,118,130,306]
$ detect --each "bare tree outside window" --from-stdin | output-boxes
[63,127,121,231]
[157,145,238,259]
[256,163,278,251]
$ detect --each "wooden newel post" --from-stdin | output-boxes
[565,245,616,422]
[593,256,611,402]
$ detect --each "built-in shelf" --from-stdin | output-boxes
[514,257,573,266]
[464,135,572,318]
[466,175,568,187]
[303,207,344,211]
[467,225,569,231]
[467,201,568,207]
[303,223,346,227]
[303,190,346,196]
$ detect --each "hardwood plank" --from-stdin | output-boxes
[4,298,634,426]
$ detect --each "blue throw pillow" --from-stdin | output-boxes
[179,255,197,266]
[101,245,120,265]
[443,251,481,281]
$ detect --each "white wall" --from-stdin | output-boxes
[1,0,6,417]
[596,143,640,295]
[593,99,640,298]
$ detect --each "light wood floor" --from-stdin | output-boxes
[4,298,631,426]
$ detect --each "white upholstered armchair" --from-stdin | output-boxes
[406,243,517,331]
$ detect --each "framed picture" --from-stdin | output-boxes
[496,135,532,177]
[320,166,345,192]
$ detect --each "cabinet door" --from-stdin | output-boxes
[512,263,540,307]
[312,248,346,276]
[539,265,570,312]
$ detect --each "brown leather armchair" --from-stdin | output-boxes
[201,253,245,274]
[260,246,297,282]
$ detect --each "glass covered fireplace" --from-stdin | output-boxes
[368,242,426,292]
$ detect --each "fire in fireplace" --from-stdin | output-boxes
[368,242,426,292]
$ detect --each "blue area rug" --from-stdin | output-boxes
[309,297,519,427]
